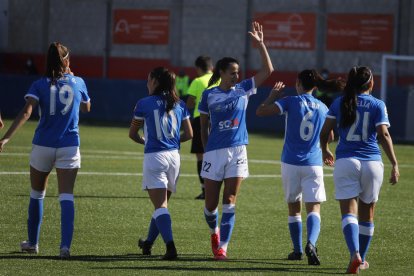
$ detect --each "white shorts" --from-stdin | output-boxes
[334,158,384,203]
[281,162,326,203]
[142,150,180,193]
[201,145,249,181]
[30,145,81,172]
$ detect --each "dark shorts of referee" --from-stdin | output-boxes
[190,116,204,154]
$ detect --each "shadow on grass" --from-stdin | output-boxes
[13,194,148,200]
[0,252,343,274]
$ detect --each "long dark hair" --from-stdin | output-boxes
[340,66,373,128]
[149,67,180,113]
[46,42,69,84]
[208,57,239,87]
[298,69,345,93]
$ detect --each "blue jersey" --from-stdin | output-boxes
[327,94,390,161]
[133,96,190,153]
[276,94,328,166]
[25,74,90,148]
[198,78,256,152]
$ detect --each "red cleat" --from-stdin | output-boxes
[346,251,362,274]
[214,248,227,261]
[211,232,220,255]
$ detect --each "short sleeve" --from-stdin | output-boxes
[327,97,340,119]
[375,101,390,127]
[133,100,145,120]
[180,101,191,120]
[198,90,209,114]
[239,78,256,97]
[78,78,90,103]
[25,81,40,101]
[275,97,290,115]
[187,79,201,97]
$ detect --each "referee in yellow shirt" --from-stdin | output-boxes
[186,56,217,199]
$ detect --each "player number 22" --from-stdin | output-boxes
[50,84,74,115]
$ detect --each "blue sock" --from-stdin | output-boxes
[306,212,321,246]
[154,208,173,244]
[288,216,303,253]
[204,207,219,234]
[60,194,75,249]
[27,190,45,246]
[146,217,159,243]
[342,214,359,256]
[359,221,374,262]
[219,204,235,251]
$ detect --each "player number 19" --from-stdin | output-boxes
[50,84,74,115]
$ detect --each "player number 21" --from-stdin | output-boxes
[50,84,74,115]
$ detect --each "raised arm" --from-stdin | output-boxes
[376,124,399,184]
[0,97,38,152]
[249,21,274,87]
[320,118,336,166]
[256,82,284,116]
[129,118,145,145]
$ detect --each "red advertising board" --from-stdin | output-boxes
[327,14,393,52]
[113,10,169,45]
[254,13,316,50]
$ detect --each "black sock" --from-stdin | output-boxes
[197,160,204,185]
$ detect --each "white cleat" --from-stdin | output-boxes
[20,241,39,254]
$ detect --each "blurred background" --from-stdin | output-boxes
[1,0,413,140]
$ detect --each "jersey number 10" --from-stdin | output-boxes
[153,110,178,140]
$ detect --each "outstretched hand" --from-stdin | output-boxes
[248,21,264,43]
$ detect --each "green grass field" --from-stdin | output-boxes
[0,119,413,275]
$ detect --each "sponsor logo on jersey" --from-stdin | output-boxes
[218,118,239,131]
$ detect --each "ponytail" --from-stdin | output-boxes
[298,69,345,93]
[340,66,373,128]
[208,57,239,87]
[150,67,180,113]
[46,42,69,85]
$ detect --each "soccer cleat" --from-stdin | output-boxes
[59,247,70,259]
[287,251,303,260]
[20,241,39,254]
[346,251,362,274]
[195,192,205,200]
[162,241,178,260]
[305,241,320,265]
[138,238,153,255]
[214,248,227,261]
[210,232,220,255]
[360,260,369,270]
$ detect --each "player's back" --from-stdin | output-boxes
[277,94,328,166]
[330,94,388,160]
[134,96,189,153]
[26,74,89,148]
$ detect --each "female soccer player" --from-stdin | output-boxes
[199,21,273,260]
[256,70,344,265]
[320,66,399,274]
[129,67,193,260]
[0,42,91,258]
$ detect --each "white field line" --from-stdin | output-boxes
[1,148,412,169]
[0,171,334,178]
